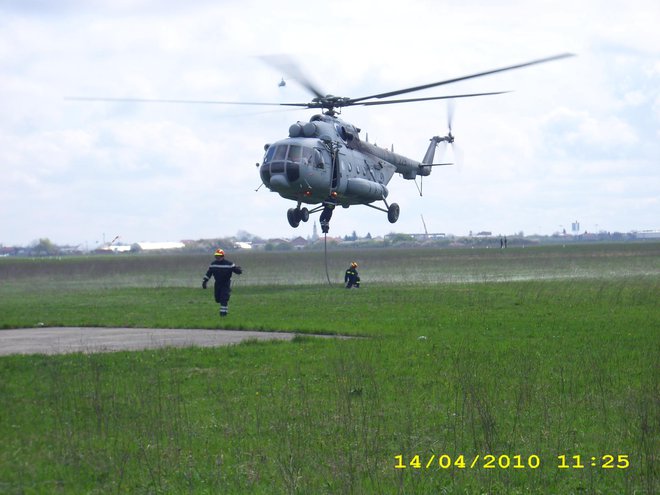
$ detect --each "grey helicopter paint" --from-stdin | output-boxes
[259,112,451,228]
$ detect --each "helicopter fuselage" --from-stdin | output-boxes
[258,113,435,211]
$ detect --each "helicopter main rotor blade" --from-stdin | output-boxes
[357,91,509,106]
[64,96,312,107]
[349,53,574,105]
[258,54,326,100]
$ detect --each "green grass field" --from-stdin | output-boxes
[0,243,658,494]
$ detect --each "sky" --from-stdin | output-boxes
[1,0,659,247]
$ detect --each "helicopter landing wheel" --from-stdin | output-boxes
[300,207,309,222]
[287,208,301,228]
[387,203,400,223]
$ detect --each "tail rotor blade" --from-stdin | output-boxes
[447,99,455,134]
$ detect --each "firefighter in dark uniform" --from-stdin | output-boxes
[344,261,360,288]
[202,248,242,316]
[320,191,338,234]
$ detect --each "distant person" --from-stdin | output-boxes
[344,261,360,289]
[202,248,242,317]
[320,191,338,234]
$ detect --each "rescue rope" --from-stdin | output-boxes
[324,233,332,286]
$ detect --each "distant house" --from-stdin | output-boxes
[137,241,185,251]
[97,244,131,253]
[267,238,289,245]
[290,236,308,250]
[234,241,253,249]
[97,241,185,253]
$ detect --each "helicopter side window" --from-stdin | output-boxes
[313,149,325,169]
[301,147,313,166]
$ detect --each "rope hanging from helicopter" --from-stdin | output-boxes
[322,140,341,287]
[323,233,332,286]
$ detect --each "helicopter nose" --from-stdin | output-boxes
[269,174,289,191]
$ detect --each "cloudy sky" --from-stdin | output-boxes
[1,0,658,247]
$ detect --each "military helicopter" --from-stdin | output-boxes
[68,53,573,231]
[252,53,574,230]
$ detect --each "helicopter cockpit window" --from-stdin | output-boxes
[311,149,325,169]
[274,145,287,161]
[264,145,277,163]
[287,145,302,163]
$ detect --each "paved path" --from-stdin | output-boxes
[0,327,335,356]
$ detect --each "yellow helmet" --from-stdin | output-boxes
[351,262,358,268]
[214,249,225,257]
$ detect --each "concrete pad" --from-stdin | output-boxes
[0,327,335,356]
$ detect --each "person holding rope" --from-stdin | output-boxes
[320,191,338,234]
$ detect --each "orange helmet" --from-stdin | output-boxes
[351,262,358,268]
[214,249,225,257]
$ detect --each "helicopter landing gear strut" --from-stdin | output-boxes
[365,198,400,224]
[287,206,310,228]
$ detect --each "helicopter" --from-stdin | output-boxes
[68,53,573,232]
[253,53,573,231]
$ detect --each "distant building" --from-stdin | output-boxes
[290,236,308,249]
[135,242,185,251]
[410,233,446,240]
[98,241,185,253]
[635,230,660,239]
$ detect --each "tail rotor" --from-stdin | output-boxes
[440,100,463,170]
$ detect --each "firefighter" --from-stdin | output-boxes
[344,261,360,289]
[202,248,242,316]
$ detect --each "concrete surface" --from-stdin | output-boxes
[0,327,332,356]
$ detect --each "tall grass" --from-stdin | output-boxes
[0,244,658,493]
[2,242,658,289]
